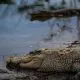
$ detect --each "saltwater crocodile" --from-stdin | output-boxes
[6,46,80,73]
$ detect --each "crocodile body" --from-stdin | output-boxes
[6,47,80,72]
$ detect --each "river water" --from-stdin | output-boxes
[0,5,78,67]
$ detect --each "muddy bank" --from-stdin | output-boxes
[0,68,80,80]
[0,68,75,80]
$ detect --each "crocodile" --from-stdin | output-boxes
[6,46,80,73]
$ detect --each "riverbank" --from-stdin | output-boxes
[0,66,80,80]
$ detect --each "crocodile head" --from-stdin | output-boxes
[6,49,46,71]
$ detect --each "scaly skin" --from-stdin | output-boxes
[6,47,80,72]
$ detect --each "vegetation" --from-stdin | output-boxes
[0,0,14,4]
